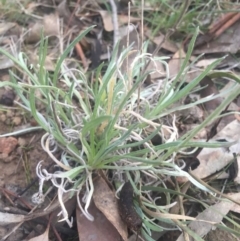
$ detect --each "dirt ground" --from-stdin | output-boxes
[1,1,240,240]
[0,106,52,239]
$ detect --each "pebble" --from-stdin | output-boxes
[12,116,22,126]
[0,137,18,154]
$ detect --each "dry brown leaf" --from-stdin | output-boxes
[199,78,240,132]
[184,69,204,83]
[145,31,178,53]
[0,57,14,70]
[176,197,236,241]
[25,14,59,43]
[213,119,240,143]
[177,120,240,183]
[28,224,49,241]
[76,201,121,241]
[147,60,165,79]
[118,15,140,26]
[0,22,16,35]
[43,13,59,36]
[196,58,219,68]
[193,147,233,178]
[199,76,222,112]
[191,120,240,179]
[168,48,186,78]
[99,11,113,32]
[93,177,128,241]
[228,193,240,213]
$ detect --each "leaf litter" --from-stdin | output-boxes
[76,196,122,241]
[28,223,50,241]
[93,176,128,241]
[0,1,240,241]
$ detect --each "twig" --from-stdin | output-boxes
[215,12,240,38]
[209,12,237,34]
[192,10,240,48]
[109,0,119,48]
[0,187,32,209]
[75,42,88,69]
[0,188,15,206]
[0,188,53,241]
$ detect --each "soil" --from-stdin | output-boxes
[0,107,50,240]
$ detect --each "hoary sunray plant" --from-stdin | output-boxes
[0,26,240,240]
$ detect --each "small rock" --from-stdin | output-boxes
[0,137,18,154]
[12,116,21,126]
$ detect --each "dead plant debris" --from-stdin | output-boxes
[0,1,240,241]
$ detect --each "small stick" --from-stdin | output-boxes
[0,187,32,209]
[209,12,237,34]
[75,42,88,69]
[214,12,240,38]
[0,188,15,206]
